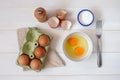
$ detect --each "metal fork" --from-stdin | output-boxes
[96,20,102,67]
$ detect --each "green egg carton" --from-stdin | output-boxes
[16,27,52,71]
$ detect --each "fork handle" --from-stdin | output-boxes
[97,37,102,67]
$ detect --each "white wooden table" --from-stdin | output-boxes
[0,0,120,80]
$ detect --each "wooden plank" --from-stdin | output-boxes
[102,30,120,53]
[0,8,120,30]
[0,75,120,80]
[0,31,19,52]
[0,52,120,75]
[0,30,120,53]
[0,0,120,8]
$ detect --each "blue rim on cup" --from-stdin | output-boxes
[77,9,94,26]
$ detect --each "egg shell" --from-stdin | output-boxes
[61,20,72,30]
[18,54,30,66]
[48,16,60,28]
[34,7,48,22]
[34,47,46,58]
[38,34,50,47]
[30,59,42,70]
[56,9,67,20]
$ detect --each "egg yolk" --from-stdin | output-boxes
[74,47,84,56]
[68,37,78,46]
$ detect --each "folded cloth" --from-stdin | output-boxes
[17,28,65,70]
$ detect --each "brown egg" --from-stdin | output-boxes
[38,34,50,47]
[34,7,48,22]
[30,59,42,70]
[18,54,30,66]
[34,47,46,58]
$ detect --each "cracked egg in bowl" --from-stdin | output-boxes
[63,32,93,61]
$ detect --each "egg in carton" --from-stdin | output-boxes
[16,27,52,71]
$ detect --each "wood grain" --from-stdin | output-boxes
[0,8,120,30]
[0,30,120,53]
[0,53,120,75]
